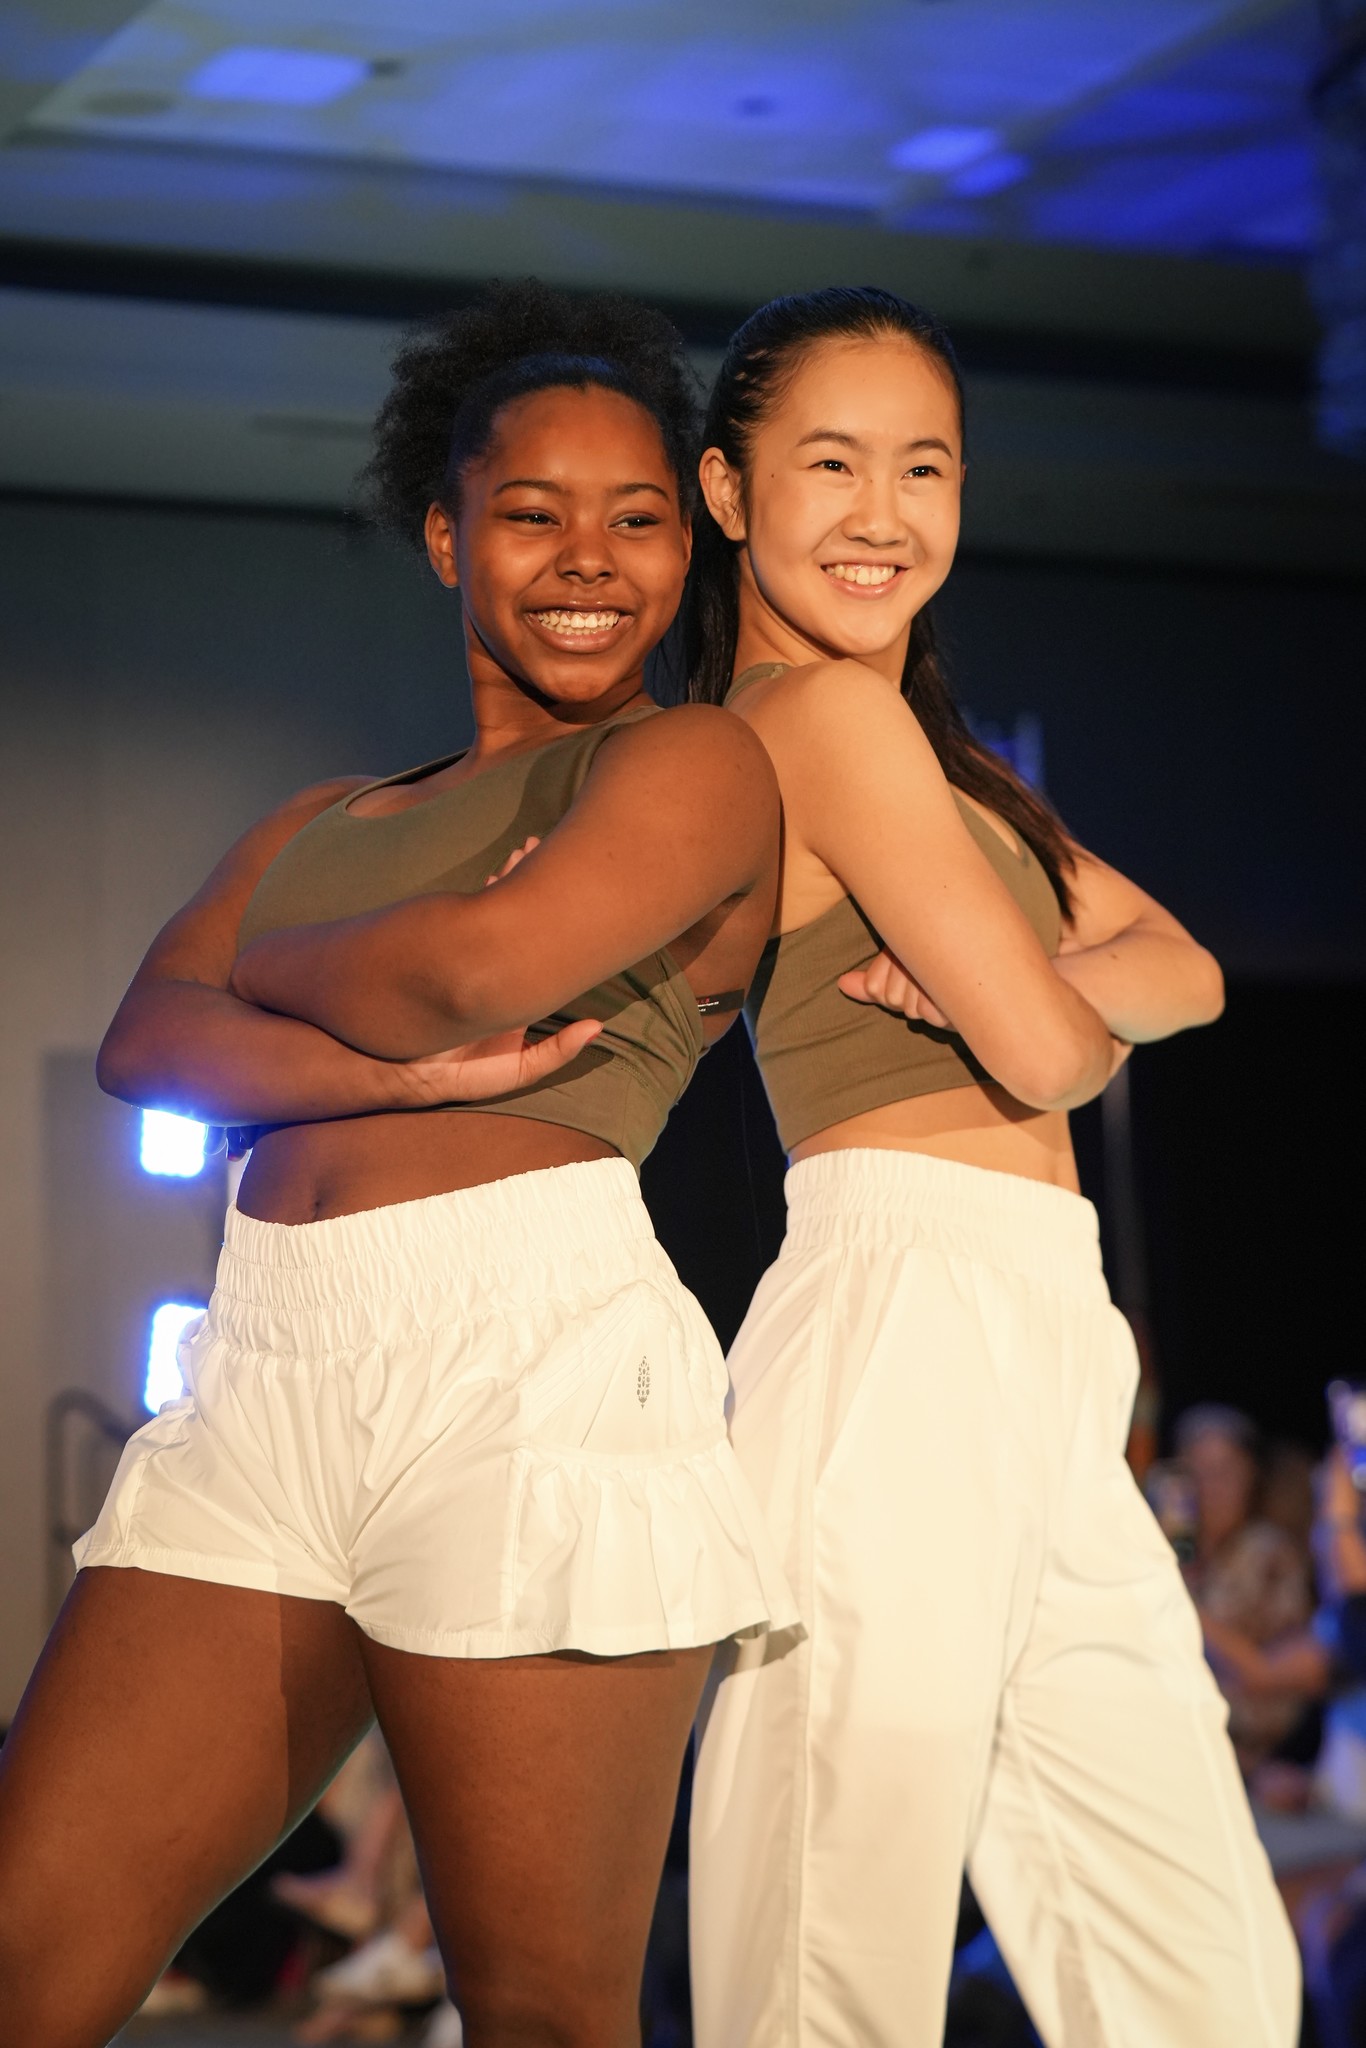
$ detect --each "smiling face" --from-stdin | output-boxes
[703,334,964,680]
[425,382,691,720]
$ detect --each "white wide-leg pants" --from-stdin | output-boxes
[690,1149,1299,2048]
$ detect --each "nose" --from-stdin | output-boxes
[843,470,910,548]
[554,514,616,585]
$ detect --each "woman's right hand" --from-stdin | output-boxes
[400,1018,602,1105]
[485,837,540,884]
[840,947,1134,1087]
[837,949,952,1029]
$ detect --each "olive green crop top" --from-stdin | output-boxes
[727,665,1062,1152]
[238,703,703,1170]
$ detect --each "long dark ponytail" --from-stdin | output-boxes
[680,285,1075,917]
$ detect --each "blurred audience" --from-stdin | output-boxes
[274,1732,453,2045]
[1176,1403,1317,1775]
[1275,1449,1366,2048]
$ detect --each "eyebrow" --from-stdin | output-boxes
[795,429,956,458]
[492,477,672,501]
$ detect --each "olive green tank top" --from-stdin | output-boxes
[239,702,703,1169]
[727,665,1062,1152]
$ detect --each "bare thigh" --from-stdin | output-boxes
[363,1638,713,2048]
[0,1566,373,2048]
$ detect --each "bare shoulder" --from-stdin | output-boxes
[743,658,917,742]
[127,773,375,986]
[184,774,373,910]
[596,701,778,789]
[270,774,373,826]
[739,661,940,810]
[237,774,371,857]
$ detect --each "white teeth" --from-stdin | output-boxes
[825,563,899,586]
[535,609,621,632]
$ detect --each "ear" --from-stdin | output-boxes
[698,447,747,543]
[424,500,460,589]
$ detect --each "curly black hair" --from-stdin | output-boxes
[362,278,703,549]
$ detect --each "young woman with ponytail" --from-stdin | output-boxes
[684,287,1298,2048]
[0,281,795,2048]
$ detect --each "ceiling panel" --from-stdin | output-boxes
[18,0,1312,253]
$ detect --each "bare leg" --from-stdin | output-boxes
[0,1567,373,2048]
[362,1640,713,2048]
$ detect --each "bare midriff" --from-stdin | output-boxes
[235,1114,617,1226]
[790,1081,1081,1191]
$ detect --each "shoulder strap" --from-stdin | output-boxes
[725,662,789,706]
[560,698,662,799]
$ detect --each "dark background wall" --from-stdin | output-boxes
[1,491,1360,1709]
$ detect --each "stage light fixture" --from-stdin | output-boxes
[186,46,369,109]
[139,1108,208,1177]
[144,1301,205,1413]
[888,126,1001,175]
[951,152,1030,199]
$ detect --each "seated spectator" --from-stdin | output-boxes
[1178,1403,1316,1774]
[274,1732,449,2043]
[273,1731,406,1946]
[1270,1449,1366,2048]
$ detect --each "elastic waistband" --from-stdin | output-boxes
[215,1158,659,1342]
[782,1148,1106,1296]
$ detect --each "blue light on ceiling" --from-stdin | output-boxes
[1028,140,1312,253]
[144,1301,205,1412]
[139,1108,207,1177]
[888,126,1002,175]
[186,46,369,108]
[951,152,1030,199]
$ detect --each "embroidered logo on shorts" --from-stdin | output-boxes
[637,1355,650,1407]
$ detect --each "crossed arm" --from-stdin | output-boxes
[757,664,1222,1100]
[96,776,419,1127]
[744,663,1123,1110]
[98,709,778,1124]
[228,707,777,1062]
[96,777,595,1126]
[753,663,1220,1105]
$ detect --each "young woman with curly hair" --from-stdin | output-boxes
[0,280,793,2048]
[681,287,1298,2048]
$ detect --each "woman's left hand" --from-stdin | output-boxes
[838,950,953,1029]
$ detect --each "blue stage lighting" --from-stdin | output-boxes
[144,1302,205,1412]
[1313,9,1366,457]
[888,126,1001,175]
[186,46,369,108]
[140,1108,208,1177]
[952,152,1030,200]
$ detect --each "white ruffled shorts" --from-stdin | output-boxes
[75,1158,797,1659]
